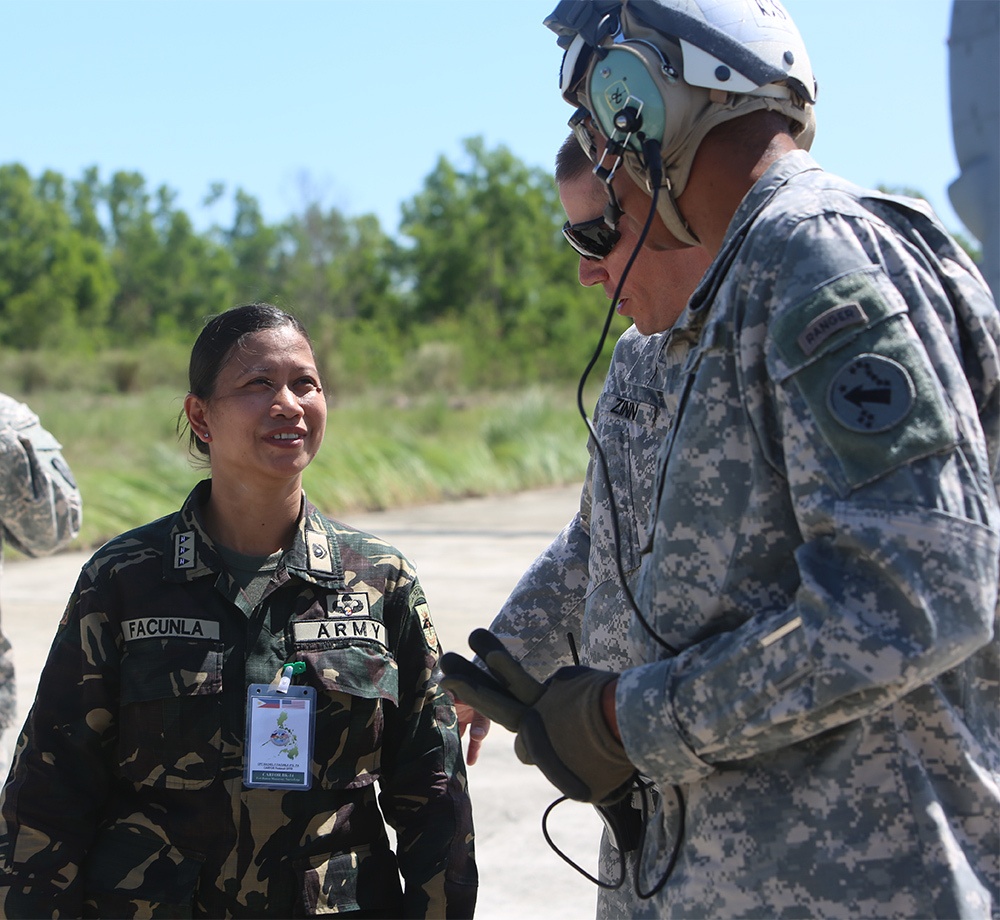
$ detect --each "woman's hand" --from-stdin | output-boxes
[455,701,491,766]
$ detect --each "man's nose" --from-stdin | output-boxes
[578,257,609,287]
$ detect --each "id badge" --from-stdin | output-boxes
[244,683,316,790]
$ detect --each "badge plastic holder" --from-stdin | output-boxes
[244,683,316,790]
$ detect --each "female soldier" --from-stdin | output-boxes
[0,303,477,918]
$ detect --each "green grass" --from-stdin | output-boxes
[15,385,595,550]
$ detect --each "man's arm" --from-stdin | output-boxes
[0,395,81,557]
[619,215,1000,786]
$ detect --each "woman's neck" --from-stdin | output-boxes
[202,475,302,556]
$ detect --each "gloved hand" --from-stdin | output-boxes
[440,628,636,806]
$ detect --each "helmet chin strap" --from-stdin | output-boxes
[596,130,701,248]
[650,172,700,247]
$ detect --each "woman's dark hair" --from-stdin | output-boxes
[181,302,314,459]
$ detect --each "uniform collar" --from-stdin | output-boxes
[679,150,822,328]
[163,479,345,588]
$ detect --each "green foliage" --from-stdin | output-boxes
[397,137,619,386]
[0,137,622,396]
[3,384,592,550]
[0,165,116,348]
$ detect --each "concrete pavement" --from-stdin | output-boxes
[3,484,604,919]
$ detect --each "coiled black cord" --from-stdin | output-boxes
[544,135,686,899]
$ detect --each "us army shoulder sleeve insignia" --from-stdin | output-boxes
[798,302,868,356]
[827,353,915,432]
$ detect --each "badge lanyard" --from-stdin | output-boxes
[244,663,316,790]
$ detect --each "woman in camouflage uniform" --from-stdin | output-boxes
[0,303,477,918]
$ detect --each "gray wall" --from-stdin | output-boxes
[948,0,1000,302]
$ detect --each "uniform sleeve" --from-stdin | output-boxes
[488,506,592,677]
[487,364,611,677]
[618,208,1000,785]
[0,397,82,557]
[0,568,118,917]
[378,570,477,919]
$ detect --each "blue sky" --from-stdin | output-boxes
[1,0,966,238]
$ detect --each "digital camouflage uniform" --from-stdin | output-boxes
[0,480,477,918]
[618,150,1000,918]
[0,393,81,756]
[489,324,687,917]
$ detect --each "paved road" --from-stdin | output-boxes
[3,484,603,919]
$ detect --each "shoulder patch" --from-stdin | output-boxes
[827,354,914,432]
[777,273,957,488]
[416,602,439,651]
[798,302,868,356]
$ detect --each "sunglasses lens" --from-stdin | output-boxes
[562,218,621,261]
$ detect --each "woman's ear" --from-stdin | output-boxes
[184,393,211,442]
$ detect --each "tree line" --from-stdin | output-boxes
[0,137,617,394]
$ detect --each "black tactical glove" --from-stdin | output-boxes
[440,629,636,806]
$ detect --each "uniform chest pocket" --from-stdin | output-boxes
[294,636,399,790]
[119,638,224,789]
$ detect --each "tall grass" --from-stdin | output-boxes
[11,384,594,550]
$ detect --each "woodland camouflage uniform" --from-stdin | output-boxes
[0,393,81,749]
[0,480,477,918]
[619,151,1000,918]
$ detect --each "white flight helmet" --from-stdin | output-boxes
[545,0,817,245]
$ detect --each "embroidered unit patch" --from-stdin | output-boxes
[827,354,915,432]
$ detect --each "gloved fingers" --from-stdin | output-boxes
[439,652,527,733]
[468,628,545,706]
[515,709,591,802]
[441,651,509,697]
[517,711,636,805]
[440,675,525,734]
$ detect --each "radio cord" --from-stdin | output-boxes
[544,136,685,899]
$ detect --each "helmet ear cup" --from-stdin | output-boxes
[585,42,672,159]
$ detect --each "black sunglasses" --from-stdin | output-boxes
[562,215,622,261]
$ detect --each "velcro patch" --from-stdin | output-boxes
[774,271,956,488]
[122,617,220,642]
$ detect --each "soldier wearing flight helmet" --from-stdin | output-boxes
[444,1,1000,916]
